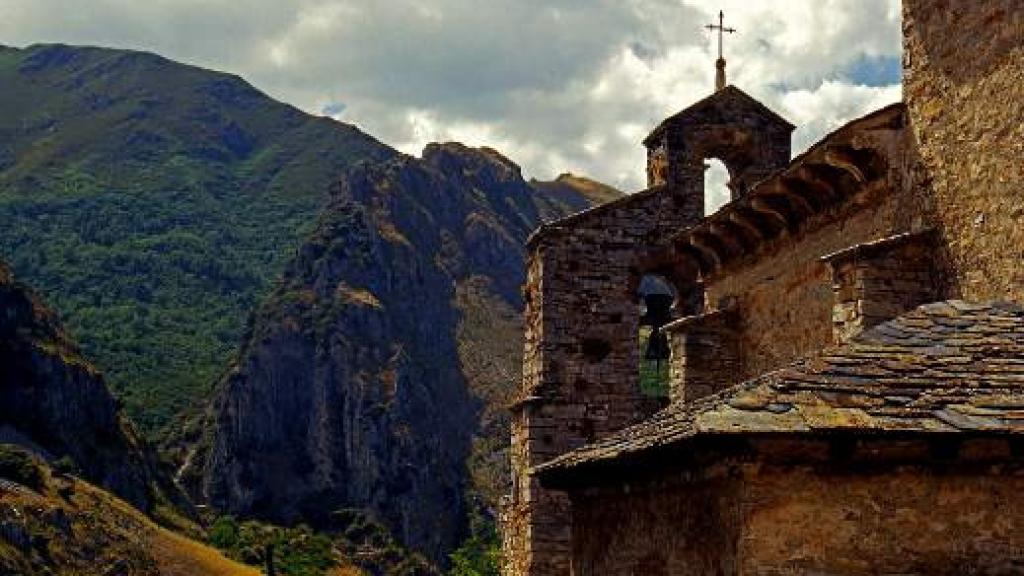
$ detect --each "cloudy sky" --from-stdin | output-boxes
[1,0,902,199]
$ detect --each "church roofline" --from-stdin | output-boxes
[820,228,937,265]
[642,85,795,148]
[534,299,1024,487]
[527,102,905,257]
[525,182,670,248]
[667,102,906,279]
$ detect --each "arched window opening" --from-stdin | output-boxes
[637,274,675,399]
[704,158,732,215]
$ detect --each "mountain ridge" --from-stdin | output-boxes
[0,42,396,435]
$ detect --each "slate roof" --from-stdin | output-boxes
[535,300,1024,477]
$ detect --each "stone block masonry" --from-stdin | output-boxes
[903,0,1024,302]
[504,184,704,576]
[824,229,939,343]
[505,83,805,576]
[664,307,740,403]
[570,438,1024,576]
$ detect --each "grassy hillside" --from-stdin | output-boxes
[0,444,432,576]
[0,44,395,436]
[0,445,257,576]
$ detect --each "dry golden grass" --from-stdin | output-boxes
[149,526,261,576]
[0,463,259,576]
[336,282,383,308]
[551,173,624,205]
[328,564,368,576]
[376,218,412,247]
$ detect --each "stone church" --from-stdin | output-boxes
[503,0,1024,574]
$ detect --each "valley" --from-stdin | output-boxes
[0,43,617,576]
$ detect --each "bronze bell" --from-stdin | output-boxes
[644,326,670,360]
[639,293,673,328]
[640,292,673,361]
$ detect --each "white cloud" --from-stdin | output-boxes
[779,81,903,153]
[0,0,902,191]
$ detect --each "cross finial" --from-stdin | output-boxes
[705,10,736,60]
[705,10,736,92]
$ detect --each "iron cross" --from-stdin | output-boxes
[705,10,736,60]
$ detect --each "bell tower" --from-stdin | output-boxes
[644,86,794,212]
[504,21,795,576]
[645,10,792,213]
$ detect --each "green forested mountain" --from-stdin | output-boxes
[0,43,395,435]
[0,43,621,573]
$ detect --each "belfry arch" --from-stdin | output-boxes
[644,85,795,218]
[704,158,731,215]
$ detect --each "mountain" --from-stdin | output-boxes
[530,172,624,211]
[0,41,622,569]
[187,143,619,565]
[0,260,186,518]
[0,43,395,436]
[0,261,436,575]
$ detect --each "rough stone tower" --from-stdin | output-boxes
[503,86,793,576]
[902,0,1024,301]
[644,86,794,200]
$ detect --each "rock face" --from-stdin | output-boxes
[196,143,616,563]
[0,262,182,513]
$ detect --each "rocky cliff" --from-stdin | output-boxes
[0,261,185,514]
[192,144,617,563]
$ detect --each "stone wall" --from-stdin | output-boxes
[701,177,918,381]
[572,471,742,575]
[504,185,704,576]
[740,465,1024,574]
[825,230,938,343]
[644,86,793,196]
[903,0,1024,301]
[664,307,740,402]
[570,438,1024,575]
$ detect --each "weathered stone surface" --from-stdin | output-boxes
[571,456,1024,576]
[644,85,793,195]
[690,104,919,381]
[536,302,1024,476]
[505,174,706,576]
[904,0,1024,302]
[664,307,740,403]
[823,229,940,343]
[507,2,1024,574]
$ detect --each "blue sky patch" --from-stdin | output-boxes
[322,102,347,117]
[842,54,901,87]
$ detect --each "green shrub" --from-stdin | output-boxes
[208,516,337,576]
[52,455,78,476]
[447,524,500,576]
[208,515,241,550]
[0,445,44,491]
